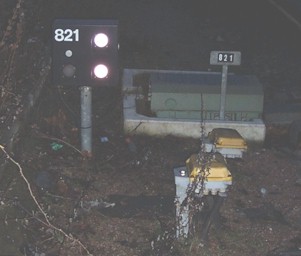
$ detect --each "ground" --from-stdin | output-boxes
[0,1,301,256]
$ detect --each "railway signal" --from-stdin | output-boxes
[52,19,119,156]
[52,19,119,87]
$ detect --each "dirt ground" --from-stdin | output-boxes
[1,1,301,256]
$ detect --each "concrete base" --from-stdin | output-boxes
[123,68,266,142]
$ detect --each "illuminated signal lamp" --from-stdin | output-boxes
[93,33,109,79]
[94,33,109,48]
[93,64,109,79]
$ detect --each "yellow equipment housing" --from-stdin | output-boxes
[186,153,232,195]
[208,128,248,150]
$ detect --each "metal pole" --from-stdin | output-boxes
[219,65,228,120]
[174,167,190,238]
[80,86,92,155]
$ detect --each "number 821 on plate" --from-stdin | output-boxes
[210,51,241,66]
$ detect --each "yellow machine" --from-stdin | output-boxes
[174,151,232,238]
[186,153,232,196]
[208,128,247,149]
[204,128,248,158]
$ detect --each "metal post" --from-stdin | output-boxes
[219,65,228,120]
[80,86,92,155]
[174,167,190,238]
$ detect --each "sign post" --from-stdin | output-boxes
[210,51,241,120]
[80,86,92,154]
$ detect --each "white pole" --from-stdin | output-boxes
[80,86,92,155]
[219,65,228,120]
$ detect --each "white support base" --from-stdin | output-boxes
[204,141,245,158]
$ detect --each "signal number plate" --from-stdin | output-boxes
[54,28,79,42]
[210,51,241,66]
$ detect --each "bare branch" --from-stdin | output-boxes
[0,144,93,256]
